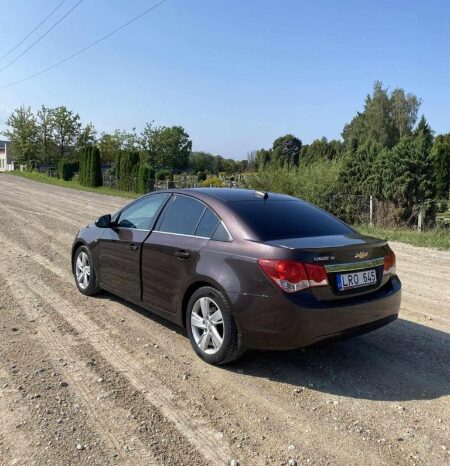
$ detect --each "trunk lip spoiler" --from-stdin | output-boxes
[324,257,384,273]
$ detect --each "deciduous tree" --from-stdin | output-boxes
[3,106,39,163]
[52,106,81,160]
[36,105,55,170]
[272,134,302,166]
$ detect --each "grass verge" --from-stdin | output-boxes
[5,170,138,199]
[356,225,450,250]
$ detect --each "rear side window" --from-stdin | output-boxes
[195,209,220,238]
[159,195,205,235]
[231,200,352,240]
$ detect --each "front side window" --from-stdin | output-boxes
[118,193,171,230]
[158,195,205,235]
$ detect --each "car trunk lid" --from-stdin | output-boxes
[265,233,391,300]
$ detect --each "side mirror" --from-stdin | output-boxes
[95,214,113,228]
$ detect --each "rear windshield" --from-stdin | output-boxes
[231,200,352,240]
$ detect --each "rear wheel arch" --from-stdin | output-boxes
[181,279,231,328]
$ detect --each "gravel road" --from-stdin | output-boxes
[0,174,449,466]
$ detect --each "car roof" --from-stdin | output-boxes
[171,188,295,202]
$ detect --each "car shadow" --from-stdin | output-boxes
[232,318,450,402]
[96,292,449,403]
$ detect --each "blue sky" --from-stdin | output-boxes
[0,0,449,158]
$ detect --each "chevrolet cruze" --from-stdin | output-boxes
[72,188,401,365]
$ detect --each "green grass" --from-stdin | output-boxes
[6,170,138,199]
[356,225,450,250]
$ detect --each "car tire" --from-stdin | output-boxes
[73,245,101,296]
[186,286,246,365]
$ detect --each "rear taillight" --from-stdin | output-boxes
[383,250,396,276]
[258,259,328,293]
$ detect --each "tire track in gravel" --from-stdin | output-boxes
[1,274,159,465]
[0,368,43,465]
[0,234,233,465]
[0,279,115,465]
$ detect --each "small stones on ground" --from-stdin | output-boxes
[119,318,125,323]
[229,460,239,466]
[288,459,298,466]
[76,444,85,450]
[288,444,295,450]
[97,378,104,383]
[59,381,69,388]
[11,328,19,332]
[212,395,218,400]
[182,374,189,380]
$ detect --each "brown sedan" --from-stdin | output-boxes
[72,188,401,365]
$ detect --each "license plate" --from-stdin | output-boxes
[337,269,377,290]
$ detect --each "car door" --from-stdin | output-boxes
[142,195,221,315]
[98,192,171,302]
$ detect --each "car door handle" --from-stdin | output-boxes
[174,250,190,259]
[129,243,140,252]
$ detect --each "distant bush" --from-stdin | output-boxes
[244,159,353,218]
[57,160,79,181]
[156,170,171,181]
[201,176,223,187]
[197,171,207,182]
[116,150,140,191]
[79,146,102,187]
[136,165,150,194]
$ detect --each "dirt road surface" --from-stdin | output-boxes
[0,174,449,466]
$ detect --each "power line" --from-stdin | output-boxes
[0,0,68,63]
[0,0,169,89]
[0,0,85,74]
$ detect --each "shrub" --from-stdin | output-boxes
[79,146,103,187]
[156,170,171,181]
[201,176,223,187]
[136,164,150,194]
[197,171,207,182]
[58,160,79,181]
[244,159,347,217]
[116,150,140,191]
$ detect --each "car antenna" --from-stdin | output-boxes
[255,190,269,200]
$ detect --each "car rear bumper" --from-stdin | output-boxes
[230,275,401,350]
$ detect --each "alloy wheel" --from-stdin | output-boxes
[190,297,224,354]
[75,251,91,290]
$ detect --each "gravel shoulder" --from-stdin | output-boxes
[0,174,449,466]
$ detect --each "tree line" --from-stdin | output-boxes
[247,81,450,226]
[2,81,449,226]
[1,105,247,181]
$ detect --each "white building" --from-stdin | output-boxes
[0,140,14,172]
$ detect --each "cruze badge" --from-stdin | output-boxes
[313,255,335,261]
[354,251,368,259]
